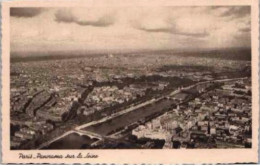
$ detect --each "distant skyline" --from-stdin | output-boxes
[11,6,251,54]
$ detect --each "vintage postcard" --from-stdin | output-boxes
[1,0,259,164]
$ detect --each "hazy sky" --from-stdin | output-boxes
[10,6,251,53]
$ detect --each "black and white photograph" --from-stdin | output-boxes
[2,0,259,164]
[9,6,253,150]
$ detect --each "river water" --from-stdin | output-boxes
[84,99,174,135]
[43,98,175,149]
[43,133,98,149]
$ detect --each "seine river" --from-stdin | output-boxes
[84,99,174,135]
[43,133,98,149]
[43,98,175,149]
